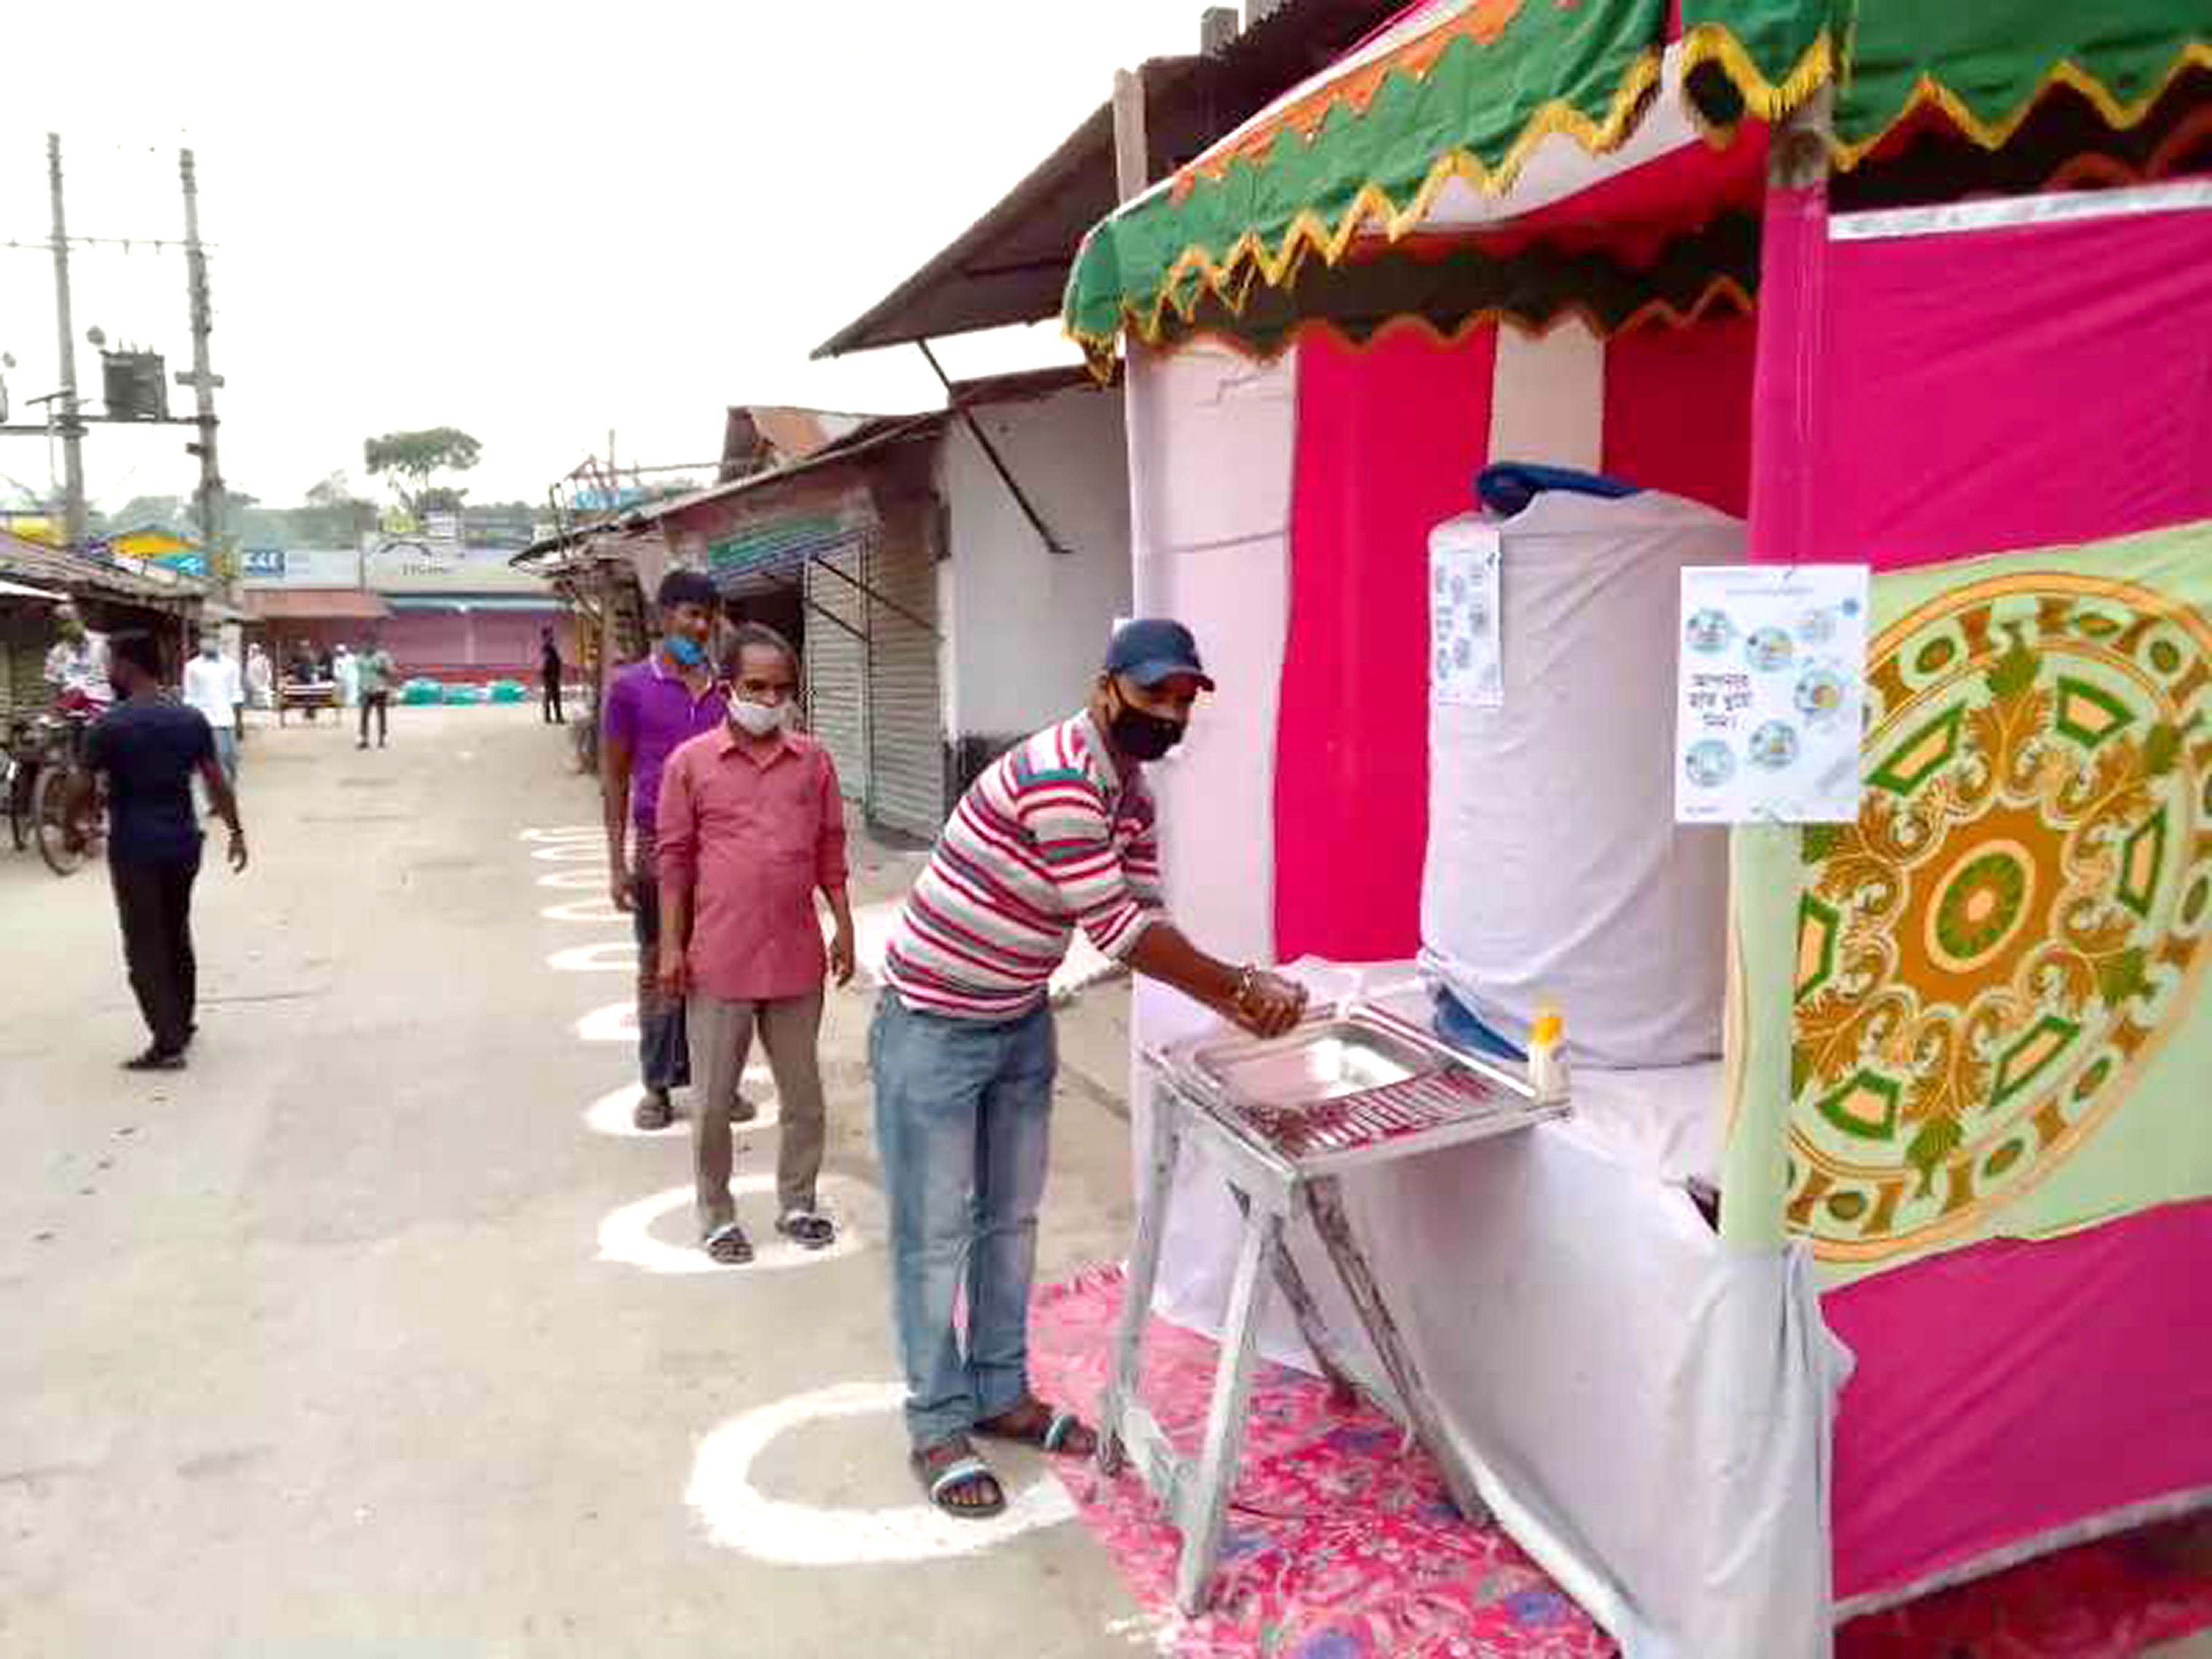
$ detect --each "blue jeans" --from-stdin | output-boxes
[871,993,1056,1450]
[630,836,691,1093]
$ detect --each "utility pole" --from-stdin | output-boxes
[45,134,88,551]
[178,148,227,596]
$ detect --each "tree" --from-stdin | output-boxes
[294,471,380,547]
[414,485,469,516]
[363,426,482,517]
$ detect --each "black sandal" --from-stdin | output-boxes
[911,1435,1006,1519]
[122,1047,186,1072]
[775,1209,836,1250]
[702,1221,753,1265]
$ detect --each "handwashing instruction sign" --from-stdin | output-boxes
[1676,565,1870,824]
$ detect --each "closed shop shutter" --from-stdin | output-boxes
[0,610,49,716]
[804,538,868,804]
[865,533,944,840]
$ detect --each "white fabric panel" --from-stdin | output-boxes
[1421,490,1743,1065]
[1123,340,1297,966]
[1488,319,1606,472]
[1123,340,1301,1357]
[1140,964,1850,1659]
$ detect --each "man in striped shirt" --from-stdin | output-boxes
[875,618,1308,1518]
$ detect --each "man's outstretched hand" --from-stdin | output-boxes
[1233,970,1308,1039]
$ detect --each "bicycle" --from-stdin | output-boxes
[9,707,100,876]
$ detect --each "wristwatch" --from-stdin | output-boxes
[1231,962,1260,1015]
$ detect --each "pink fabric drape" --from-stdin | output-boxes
[1602,311,1758,516]
[1752,192,2212,570]
[1826,1196,2212,1602]
[1276,327,1496,963]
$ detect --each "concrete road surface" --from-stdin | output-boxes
[7,703,2206,1659]
[0,704,1151,1659]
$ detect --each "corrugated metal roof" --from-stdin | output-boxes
[813,0,1411,358]
[0,530,214,608]
[243,588,393,622]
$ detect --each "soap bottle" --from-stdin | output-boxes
[1528,1007,1569,1104]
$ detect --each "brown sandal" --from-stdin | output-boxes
[975,1398,1096,1457]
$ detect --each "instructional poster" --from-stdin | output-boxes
[1676,564,1870,824]
[1430,538,1504,708]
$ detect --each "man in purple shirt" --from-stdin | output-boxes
[601,570,729,1129]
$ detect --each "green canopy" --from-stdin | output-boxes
[1064,0,2212,363]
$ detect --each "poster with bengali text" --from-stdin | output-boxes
[1676,565,1870,824]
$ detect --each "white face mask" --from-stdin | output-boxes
[729,699,785,737]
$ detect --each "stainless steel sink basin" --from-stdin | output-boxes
[1192,1017,1445,1108]
[1158,998,1562,1174]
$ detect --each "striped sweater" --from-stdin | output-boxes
[883,710,1163,1019]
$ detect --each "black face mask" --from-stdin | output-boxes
[1107,690,1185,762]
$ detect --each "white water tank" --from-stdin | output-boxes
[1421,488,1743,1065]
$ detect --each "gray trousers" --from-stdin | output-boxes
[689,989,828,1233]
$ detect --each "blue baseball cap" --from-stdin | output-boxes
[1105,618,1214,691]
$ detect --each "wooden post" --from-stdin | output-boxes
[1112,68,1150,205]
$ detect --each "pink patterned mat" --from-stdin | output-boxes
[1029,1268,2212,1659]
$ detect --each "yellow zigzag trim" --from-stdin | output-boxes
[1829,40,2212,170]
[1139,273,1757,370]
[1676,22,1835,148]
[1673,22,2212,171]
[1067,46,1666,363]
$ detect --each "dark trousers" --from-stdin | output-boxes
[112,851,202,1054]
[542,676,565,724]
[359,691,390,747]
[630,837,690,1093]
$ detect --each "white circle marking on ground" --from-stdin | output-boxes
[685,1381,1078,1564]
[575,1000,638,1043]
[549,941,637,975]
[531,844,609,863]
[596,1174,875,1276]
[539,868,606,890]
[583,1076,778,1138]
[541,898,626,924]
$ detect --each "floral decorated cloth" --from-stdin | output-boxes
[1724,520,2212,1282]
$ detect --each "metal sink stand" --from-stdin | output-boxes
[1096,1005,1568,1615]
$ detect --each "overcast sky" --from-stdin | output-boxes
[0,2,1219,515]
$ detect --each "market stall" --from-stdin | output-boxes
[1065,3,2212,1653]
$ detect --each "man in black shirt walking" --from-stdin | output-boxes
[541,626,566,725]
[66,631,250,1071]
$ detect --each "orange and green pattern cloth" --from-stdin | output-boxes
[1724,521,2212,1284]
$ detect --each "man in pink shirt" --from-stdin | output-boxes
[656,623,857,1263]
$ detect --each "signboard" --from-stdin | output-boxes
[364,538,550,597]
[241,547,363,588]
[1676,564,1870,825]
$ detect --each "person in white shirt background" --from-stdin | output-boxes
[43,601,114,712]
[182,632,245,794]
[334,643,360,709]
[246,642,273,711]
